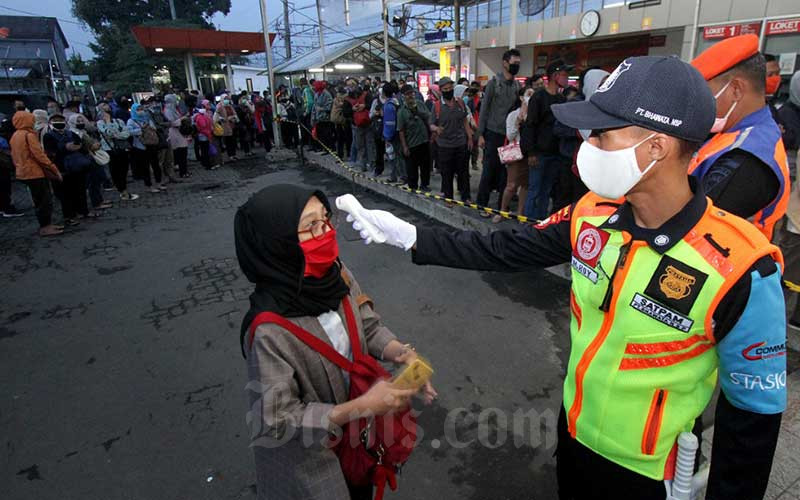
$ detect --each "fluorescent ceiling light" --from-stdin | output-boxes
[335,63,364,70]
[603,1,625,7]
[155,47,164,52]
[309,68,333,72]
[241,49,249,53]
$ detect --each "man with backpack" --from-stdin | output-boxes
[431,77,473,202]
[397,84,432,191]
[476,48,522,214]
[331,87,352,160]
[348,83,374,172]
[381,82,405,184]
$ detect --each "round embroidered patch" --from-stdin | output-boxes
[654,234,670,246]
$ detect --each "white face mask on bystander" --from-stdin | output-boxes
[576,133,656,199]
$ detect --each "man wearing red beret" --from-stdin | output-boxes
[690,34,790,241]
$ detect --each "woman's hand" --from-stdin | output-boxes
[394,349,438,405]
[359,380,417,416]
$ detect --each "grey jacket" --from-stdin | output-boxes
[245,266,396,500]
[478,72,521,136]
[312,89,333,125]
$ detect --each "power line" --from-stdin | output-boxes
[0,4,84,26]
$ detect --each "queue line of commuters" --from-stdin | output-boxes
[0,88,281,237]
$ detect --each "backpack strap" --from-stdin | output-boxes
[248,308,354,372]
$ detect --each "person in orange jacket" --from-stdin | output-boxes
[10,110,63,236]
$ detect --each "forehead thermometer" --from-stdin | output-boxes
[335,194,387,244]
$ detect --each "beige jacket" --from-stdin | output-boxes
[245,267,396,500]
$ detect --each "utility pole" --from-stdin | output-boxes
[259,0,282,147]
[283,0,292,59]
[168,0,177,20]
[315,0,327,79]
[382,0,390,81]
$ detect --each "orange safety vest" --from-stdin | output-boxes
[688,106,789,240]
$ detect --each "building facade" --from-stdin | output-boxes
[466,0,799,85]
[0,16,71,95]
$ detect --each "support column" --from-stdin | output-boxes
[283,0,292,59]
[185,52,198,90]
[260,0,283,148]
[510,0,518,48]
[454,0,461,80]
[225,53,234,92]
[382,0,391,81]
[316,0,327,80]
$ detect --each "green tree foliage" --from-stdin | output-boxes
[71,0,232,95]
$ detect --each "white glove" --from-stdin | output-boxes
[346,209,417,250]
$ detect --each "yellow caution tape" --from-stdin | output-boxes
[285,120,536,224]
[784,279,800,293]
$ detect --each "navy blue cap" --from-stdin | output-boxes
[552,56,715,143]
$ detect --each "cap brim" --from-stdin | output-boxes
[551,99,631,132]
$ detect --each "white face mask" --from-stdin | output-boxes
[710,80,737,133]
[577,133,657,199]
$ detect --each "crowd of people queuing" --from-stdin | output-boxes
[0,87,284,237]
[292,48,800,232]
[2,48,799,241]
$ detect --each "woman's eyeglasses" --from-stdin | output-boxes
[298,214,336,240]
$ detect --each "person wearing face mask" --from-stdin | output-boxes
[44,114,95,225]
[46,99,61,119]
[764,54,782,122]
[476,49,522,215]
[430,77,473,201]
[344,56,786,500]
[520,60,572,220]
[11,111,63,236]
[397,84,432,191]
[127,103,165,194]
[97,102,137,201]
[689,34,789,241]
[235,184,435,500]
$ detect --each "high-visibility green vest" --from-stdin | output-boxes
[563,192,781,480]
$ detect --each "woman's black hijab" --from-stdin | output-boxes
[235,184,349,356]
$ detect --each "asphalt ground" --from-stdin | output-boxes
[2,152,798,499]
[1,154,571,500]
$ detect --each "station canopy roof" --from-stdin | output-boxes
[131,25,276,57]
[272,31,438,76]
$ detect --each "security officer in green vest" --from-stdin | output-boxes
[344,56,787,500]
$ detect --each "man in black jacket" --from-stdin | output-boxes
[521,60,571,220]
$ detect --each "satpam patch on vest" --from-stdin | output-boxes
[630,293,694,333]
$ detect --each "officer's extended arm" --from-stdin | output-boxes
[346,201,574,271]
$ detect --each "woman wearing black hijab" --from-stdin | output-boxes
[235,184,436,500]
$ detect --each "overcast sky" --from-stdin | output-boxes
[0,0,389,60]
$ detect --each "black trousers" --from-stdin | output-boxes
[281,121,297,149]
[316,121,336,152]
[109,150,129,192]
[476,130,507,209]
[22,178,53,227]
[173,147,188,176]
[0,165,12,212]
[405,143,431,190]
[224,135,237,157]
[374,137,385,175]
[438,145,470,200]
[238,126,251,155]
[335,122,352,159]
[133,147,162,186]
[197,140,210,168]
[556,407,666,499]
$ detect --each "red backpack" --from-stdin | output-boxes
[348,93,371,128]
[248,296,417,500]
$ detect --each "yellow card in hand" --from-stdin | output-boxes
[393,357,434,390]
